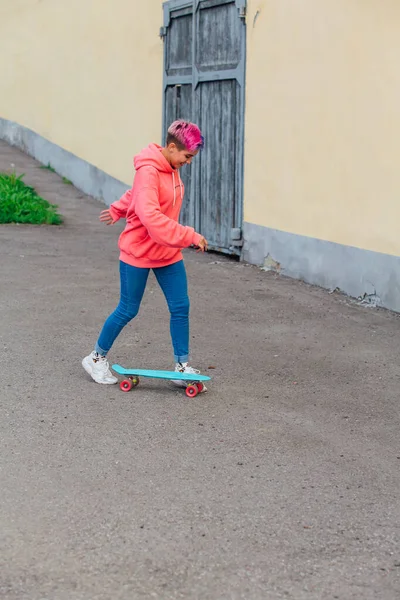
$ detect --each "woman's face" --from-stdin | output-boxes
[166,144,199,170]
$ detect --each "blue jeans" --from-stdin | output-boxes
[95,260,189,363]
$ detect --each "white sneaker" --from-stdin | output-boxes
[82,351,118,385]
[173,362,207,392]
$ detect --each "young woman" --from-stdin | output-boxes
[82,120,208,388]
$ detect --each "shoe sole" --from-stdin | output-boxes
[82,357,118,385]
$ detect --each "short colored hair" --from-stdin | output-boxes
[166,120,204,152]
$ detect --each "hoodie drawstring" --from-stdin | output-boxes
[179,173,183,204]
[172,171,184,207]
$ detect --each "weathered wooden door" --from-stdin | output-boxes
[162,0,246,255]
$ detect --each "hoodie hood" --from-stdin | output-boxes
[134,143,183,208]
[134,143,174,173]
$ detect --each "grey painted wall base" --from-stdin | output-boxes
[0,118,129,205]
[243,222,400,313]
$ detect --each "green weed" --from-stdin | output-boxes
[0,172,62,225]
[39,163,56,173]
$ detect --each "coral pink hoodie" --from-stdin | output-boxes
[109,144,202,269]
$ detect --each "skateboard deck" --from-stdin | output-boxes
[112,364,211,398]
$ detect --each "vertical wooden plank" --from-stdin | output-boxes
[196,79,239,249]
[166,9,193,76]
[175,85,194,227]
[196,2,241,71]
[164,86,177,141]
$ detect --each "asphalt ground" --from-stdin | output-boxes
[1,140,399,599]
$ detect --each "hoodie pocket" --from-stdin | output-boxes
[119,229,177,262]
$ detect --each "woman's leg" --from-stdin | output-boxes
[95,261,150,356]
[153,260,189,364]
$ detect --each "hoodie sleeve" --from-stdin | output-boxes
[108,188,132,222]
[134,167,202,248]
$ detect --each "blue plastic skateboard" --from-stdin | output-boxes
[112,364,211,398]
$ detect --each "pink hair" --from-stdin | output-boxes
[167,120,204,152]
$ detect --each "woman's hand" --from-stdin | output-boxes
[196,236,208,252]
[99,209,114,225]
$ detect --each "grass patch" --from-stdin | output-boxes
[0,172,62,225]
[39,163,56,173]
[62,176,73,185]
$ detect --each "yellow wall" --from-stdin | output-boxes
[244,0,400,257]
[0,0,164,185]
